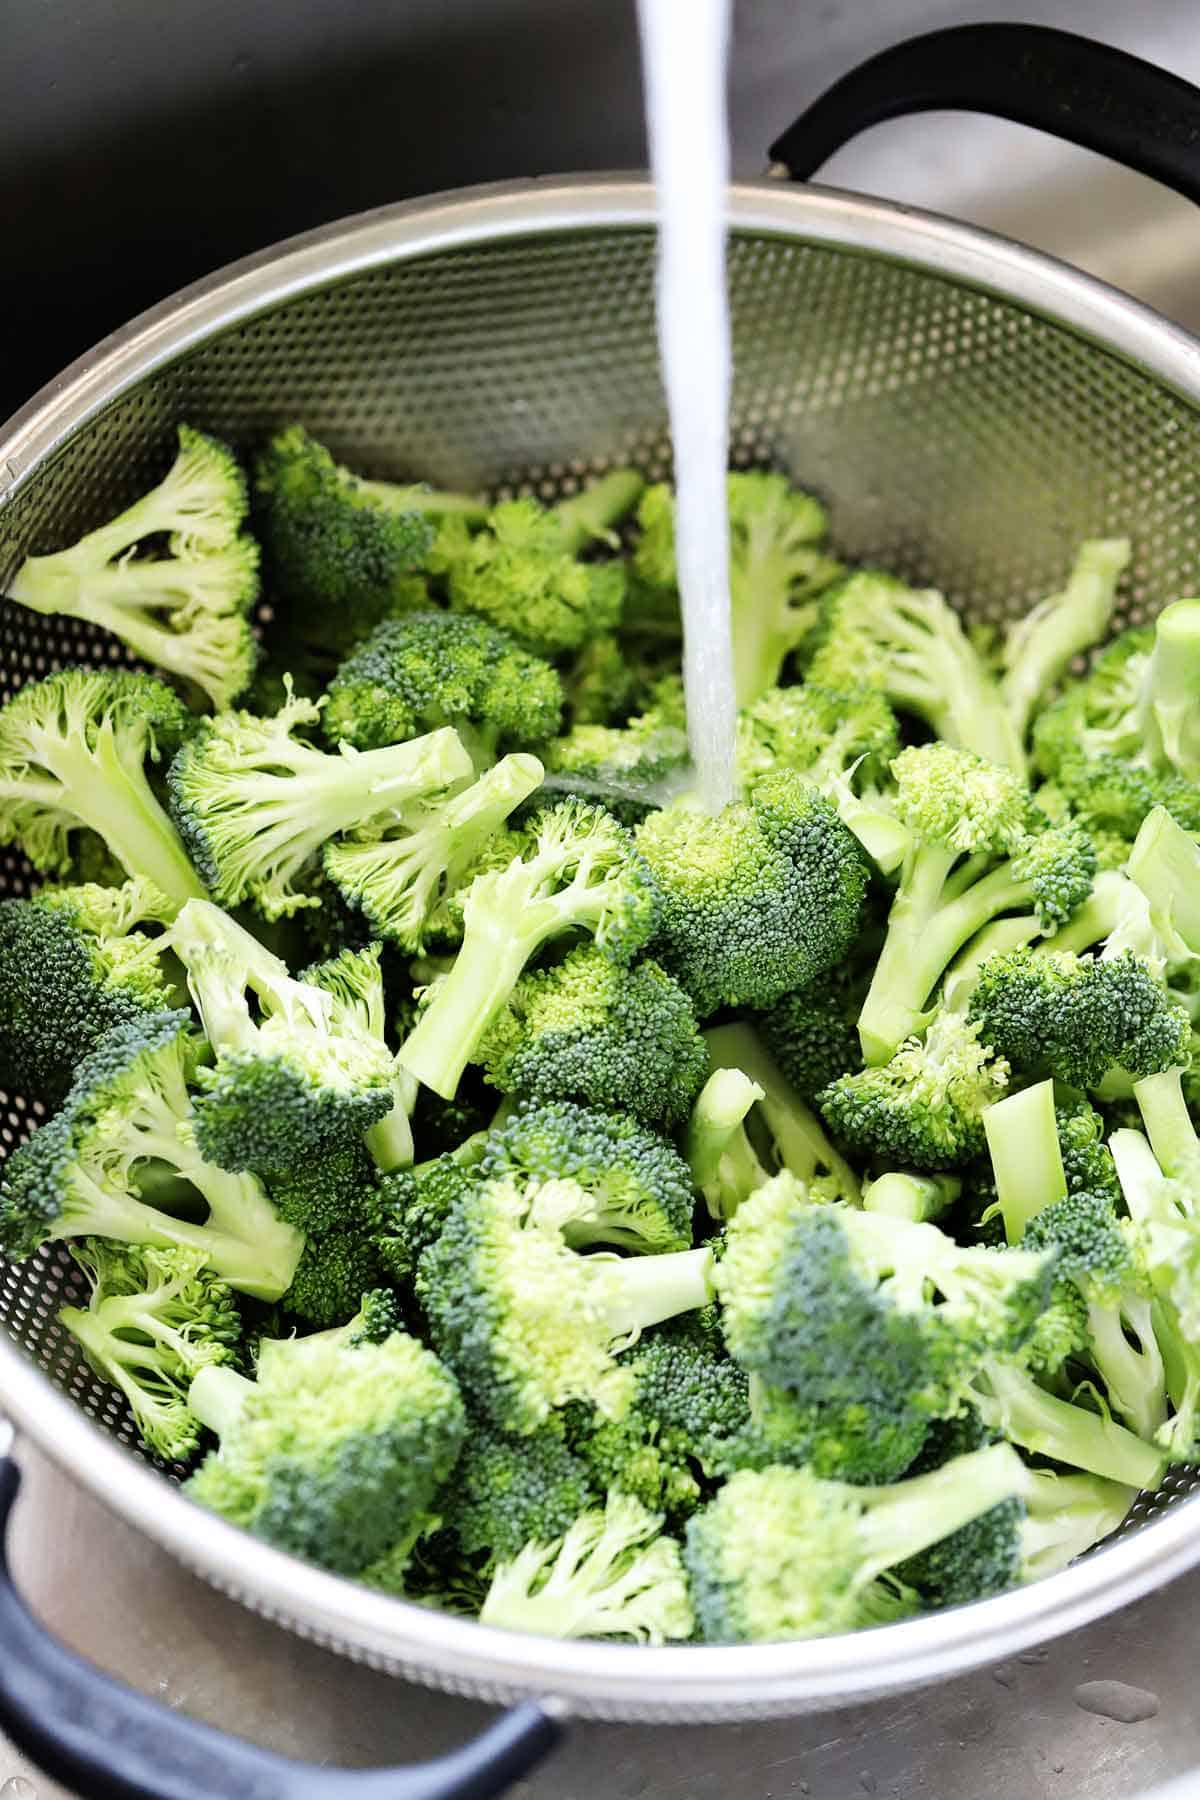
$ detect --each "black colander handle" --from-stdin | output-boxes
[769,23,1200,207]
[0,1454,561,1800]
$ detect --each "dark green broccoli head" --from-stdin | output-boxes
[480,1097,695,1254]
[1023,1189,1134,1307]
[635,771,868,1017]
[191,1047,395,1177]
[1056,1098,1122,1204]
[969,947,1191,1090]
[321,610,563,755]
[894,1413,1023,1608]
[562,633,640,726]
[758,967,865,1103]
[253,426,434,649]
[373,1151,479,1285]
[731,1380,929,1486]
[436,500,626,656]
[266,1140,380,1235]
[450,1418,595,1564]
[477,946,707,1127]
[277,1229,387,1330]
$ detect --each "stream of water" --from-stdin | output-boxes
[635,0,738,814]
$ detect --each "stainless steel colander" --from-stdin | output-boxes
[3,22,1200,1800]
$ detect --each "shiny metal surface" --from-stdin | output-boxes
[3,173,1200,1732]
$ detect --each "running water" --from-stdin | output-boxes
[636,0,738,814]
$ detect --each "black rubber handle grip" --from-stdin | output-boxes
[0,1457,561,1800]
[769,23,1200,207]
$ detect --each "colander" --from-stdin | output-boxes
[2,22,1200,1800]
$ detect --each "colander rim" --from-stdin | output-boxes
[2,172,1199,1714]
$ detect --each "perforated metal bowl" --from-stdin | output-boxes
[2,174,1200,1724]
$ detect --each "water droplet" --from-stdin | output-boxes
[798,1785,810,1797]
[1018,1647,1049,1665]
[1,1777,38,1799]
[1073,1680,1160,1724]
[860,1775,878,1795]
[991,1664,1017,1688]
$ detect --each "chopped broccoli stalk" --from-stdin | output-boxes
[417,1175,715,1432]
[399,800,660,1100]
[1139,599,1200,780]
[983,1080,1066,1244]
[968,1359,1165,1489]
[1132,1066,1200,1180]
[857,743,1096,1062]
[808,572,1026,775]
[324,755,545,953]
[0,876,180,1102]
[1018,1469,1137,1582]
[167,684,473,919]
[0,1011,304,1299]
[0,669,206,903]
[480,1098,696,1255]
[479,1491,693,1643]
[684,1444,1029,1641]
[705,1021,861,1201]
[861,1172,960,1223]
[321,611,563,758]
[1127,806,1200,956]
[477,946,707,1127]
[58,1240,241,1462]
[685,1067,767,1220]
[433,472,643,657]
[187,1322,465,1578]
[1001,539,1130,741]
[9,426,260,711]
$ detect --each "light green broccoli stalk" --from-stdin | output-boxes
[1000,539,1130,742]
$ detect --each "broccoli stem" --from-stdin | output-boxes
[1020,1470,1136,1581]
[596,1246,716,1341]
[55,719,206,905]
[982,1081,1066,1245]
[1128,807,1200,952]
[1132,1068,1197,1177]
[685,1068,767,1221]
[554,471,645,554]
[357,481,488,523]
[703,1023,860,1201]
[854,1443,1028,1580]
[188,1363,254,1440]
[861,1172,960,1223]
[1002,539,1129,740]
[1141,599,1200,780]
[364,1098,415,1174]
[1086,1297,1168,1442]
[973,1360,1166,1489]
[400,929,532,1099]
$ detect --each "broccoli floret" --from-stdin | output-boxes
[449,1419,595,1565]
[562,633,641,726]
[186,1319,465,1578]
[266,1139,380,1236]
[432,471,644,656]
[969,948,1190,1092]
[252,426,478,651]
[279,1228,386,1330]
[397,1528,491,1615]
[58,1240,242,1462]
[0,876,180,1102]
[171,902,411,1175]
[476,946,706,1126]
[732,1377,929,1485]
[807,571,1026,775]
[757,968,866,1104]
[627,1323,752,1477]
[634,771,868,1017]
[0,669,206,904]
[631,474,843,706]
[820,1006,1010,1170]
[0,1011,304,1299]
[543,708,689,823]
[373,1145,483,1286]
[416,1175,715,1432]
[1000,539,1130,742]
[398,799,661,1100]
[9,427,260,711]
[479,1098,695,1255]
[323,754,545,952]
[167,683,472,920]
[321,611,563,759]
[480,1490,693,1643]
[716,1174,1052,1422]
[857,743,1096,1062]
[564,1406,700,1523]
[684,1443,1028,1641]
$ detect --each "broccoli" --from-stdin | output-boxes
[968,948,1190,1093]
[321,611,563,760]
[322,754,545,952]
[634,772,868,1017]
[58,1240,242,1462]
[0,1011,304,1299]
[9,426,260,711]
[543,708,690,823]
[252,425,480,651]
[265,1139,380,1237]
[431,471,644,657]
[476,946,706,1126]
[757,966,866,1103]
[417,1174,715,1432]
[716,1174,1052,1424]
[167,683,473,919]
[479,1098,695,1255]
[807,571,1026,775]
[630,474,843,706]
[279,1227,386,1330]
[966,1357,1165,1489]
[856,743,1096,1063]
[373,1144,483,1286]
[0,876,180,1102]
[449,1419,596,1566]
[562,633,641,726]
[398,799,661,1100]
[685,1066,768,1219]
[861,1171,960,1223]
[0,669,207,904]
[731,1376,930,1486]
[186,1313,465,1578]
[820,1006,1010,1170]
[684,1443,1029,1642]
[479,1490,693,1643]
[1032,600,1200,842]
[1000,539,1130,742]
